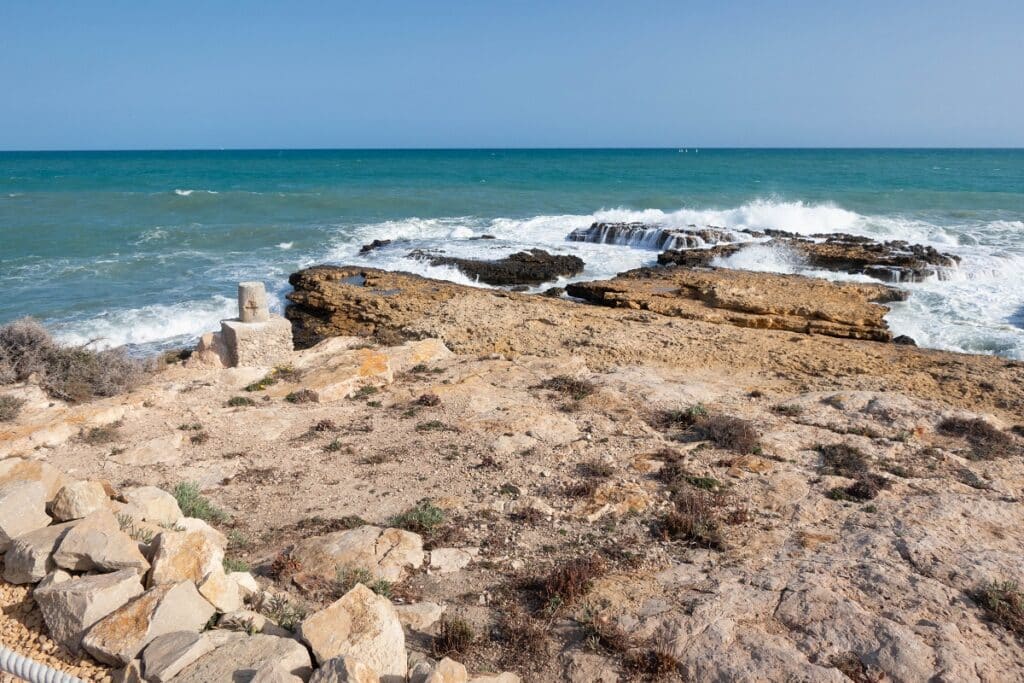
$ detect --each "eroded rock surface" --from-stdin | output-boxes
[409,248,584,286]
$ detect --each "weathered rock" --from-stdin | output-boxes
[0,480,51,551]
[395,601,446,631]
[230,571,260,597]
[198,569,244,612]
[568,222,735,250]
[360,238,394,253]
[171,633,313,683]
[299,583,406,677]
[140,630,214,682]
[309,655,380,683]
[221,316,294,368]
[0,457,69,501]
[2,520,76,583]
[429,548,475,573]
[34,569,145,652]
[52,509,150,573]
[51,480,110,521]
[110,433,184,466]
[112,659,145,683]
[149,530,224,586]
[468,675,521,683]
[121,486,183,526]
[290,525,424,583]
[218,609,292,638]
[409,657,468,683]
[566,267,904,342]
[408,248,584,286]
[253,662,306,683]
[175,516,228,547]
[81,581,215,666]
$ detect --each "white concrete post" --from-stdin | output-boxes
[237,282,270,323]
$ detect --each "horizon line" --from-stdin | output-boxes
[2,145,1024,154]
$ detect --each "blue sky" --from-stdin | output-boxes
[1,1,1021,149]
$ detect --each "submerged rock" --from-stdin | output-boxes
[408,248,584,286]
[568,222,735,250]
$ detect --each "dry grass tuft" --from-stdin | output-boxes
[537,554,606,607]
[285,388,318,404]
[973,580,1024,638]
[818,443,870,477]
[656,488,725,549]
[0,395,26,422]
[694,415,761,454]
[535,375,597,401]
[432,616,476,658]
[938,417,1017,460]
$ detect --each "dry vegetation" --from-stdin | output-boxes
[0,317,148,403]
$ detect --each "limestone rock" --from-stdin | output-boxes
[189,330,231,368]
[112,659,145,683]
[52,509,150,573]
[140,630,214,682]
[81,581,215,666]
[290,525,424,583]
[230,571,260,597]
[218,609,292,638]
[176,516,228,547]
[395,601,446,631]
[468,675,521,683]
[148,530,224,586]
[51,480,110,521]
[111,433,184,466]
[298,583,406,677]
[410,657,468,683]
[429,548,475,574]
[408,249,584,286]
[120,486,183,526]
[0,480,51,551]
[198,569,244,612]
[309,655,380,683]
[2,520,76,584]
[34,568,144,653]
[171,633,313,683]
[253,662,306,683]
[0,457,69,501]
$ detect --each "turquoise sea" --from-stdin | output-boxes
[2,149,1023,357]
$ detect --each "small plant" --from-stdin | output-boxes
[178,422,203,431]
[245,374,278,392]
[772,404,804,417]
[818,443,869,477]
[826,473,888,502]
[359,452,391,465]
[432,617,476,658]
[350,385,379,400]
[189,431,210,445]
[972,580,1024,637]
[116,513,155,543]
[493,606,549,669]
[415,420,455,433]
[223,556,250,572]
[656,489,724,549]
[537,554,606,607]
[245,365,298,392]
[80,422,122,445]
[0,395,26,422]
[285,389,318,404]
[258,593,307,632]
[268,550,303,581]
[693,415,761,454]
[172,482,227,523]
[323,438,348,453]
[648,403,709,430]
[335,567,392,597]
[938,417,1016,460]
[416,393,441,406]
[226,396,256,407]
[311,419,339,432]
[535,375,597,401]
[577,460,614,478]
[389,500,446,534]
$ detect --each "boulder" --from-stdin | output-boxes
[218,609,292,638]
[81,581,215,666]
[230,571,260,597]
[112,659,145,683]
[111,434,184,467]
[407,249,584,286]
[0,457,69,501]
[3,520,76,583]
[148,530,224,586]
[33,569,145,653]
[51,480,110,521]
[52,509,150,573]
[198,569,244,612]
[140,630,214,682]
[120,486,183,526]
[310,655,380,683]
[176,516,228,547]
[0,480,51,551]
[253,662,306,683]
[170,633,313,683]
[290,525,424,583]
[298,584,406,677]
[395,602,446,631]
[429,548,475,574]
[410,657,468,683]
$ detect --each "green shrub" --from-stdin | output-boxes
[389,500,445,534]
[172,483,227,523]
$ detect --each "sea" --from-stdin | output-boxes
[1,149,1023,358]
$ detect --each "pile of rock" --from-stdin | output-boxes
[0,458,518,682]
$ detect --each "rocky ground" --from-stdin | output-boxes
[2,259,1024,682]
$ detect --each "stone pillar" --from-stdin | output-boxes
[238,282,270,323]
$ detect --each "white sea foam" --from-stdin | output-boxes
[52,295,239,350]
[278,242,294,250]
[173,189,219,196]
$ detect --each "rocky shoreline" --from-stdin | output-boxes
[3,241,1024,681]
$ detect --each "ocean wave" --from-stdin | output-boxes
[50,295,239,350]
[173,189,220,196]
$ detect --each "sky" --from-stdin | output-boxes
[1,1,1021,150]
